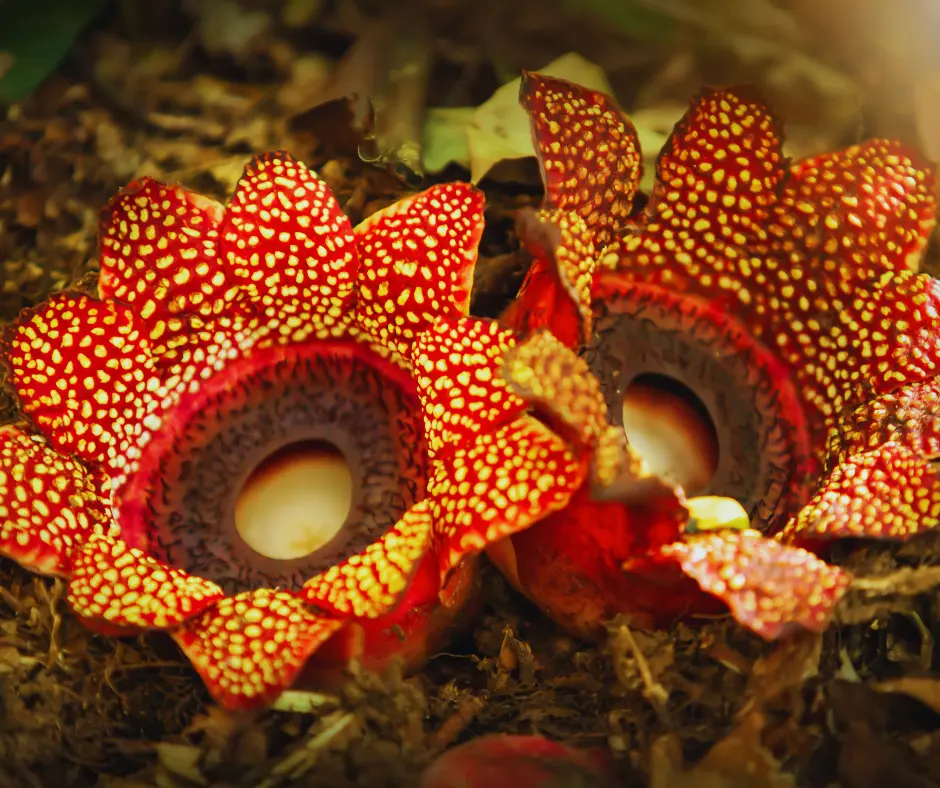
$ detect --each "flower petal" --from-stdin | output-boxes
[499,329,608,449]
[839,379,940,460]
[430,415,585,579]
[2,292,155,466]
[99,177,237,332]
[67,534,224,628]
[504,208,596,348]
[660,530,850,639]
[354,182,484,358]
[301,500,433,618]
[600,89,940,438]
[758,140,937,273]
[519,71,641,247]
[172,589,345,711]
[411,317,526,460]
[0,426,111,575]
[779,441,940,543]
[594,87,787,302]
[650,86,786,244]
[221,150,358,324]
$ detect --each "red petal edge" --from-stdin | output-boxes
[354,182,484,358]
[510,208,597,348]
[172,589,344,711]
[0,426,111,575]
[661,530,850,640]
[67,534,224,629]
[302,500,433,618]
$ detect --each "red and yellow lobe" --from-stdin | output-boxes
[221,150,359,324]
[411,317,526,460]
[2,293,154,467]
[354,183,484,358]
[67,534,224,628]
[302,500,433,618]
[99,178,235,327]
[0,426,111,575]
[758,139,937,273]
[661,530,850,639]
[519,70,641,247]
[172,589,344,711]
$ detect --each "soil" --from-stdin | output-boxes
[3,2,940,787]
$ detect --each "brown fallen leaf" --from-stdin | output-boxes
[839,721,938,788]
[872,677,940,716]
[649,712,796,788]
[288,14,432,177]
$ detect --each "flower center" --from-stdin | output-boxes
[234,440,354,561]
[589,290,807,528]
[117,335,427,594]
[621,373,719,495]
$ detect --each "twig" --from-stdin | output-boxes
[609,621,671,723]
[428,695,486,754]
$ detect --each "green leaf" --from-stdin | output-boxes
[556,0,677,41]
[421,52,616,181]
[421,106,475,175]
[0,0,111,104]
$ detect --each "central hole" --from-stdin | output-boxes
[234,439,354,561]
[621,373,719,496]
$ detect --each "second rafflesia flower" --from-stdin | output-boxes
[0,151,495,710]
[470,73,940,641]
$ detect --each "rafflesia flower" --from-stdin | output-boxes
[0,151,493,710]
[485,73,940,640]
[419,735,614,788]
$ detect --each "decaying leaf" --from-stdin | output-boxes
[649,712,796,788]
[288,15,431,176]
[872,677,940,715]
[421,52,615,182]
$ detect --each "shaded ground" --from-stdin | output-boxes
[5,2,940,786]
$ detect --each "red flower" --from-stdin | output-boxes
[419,735,614,788]
[478,73,940,639]
[0,151,488,710]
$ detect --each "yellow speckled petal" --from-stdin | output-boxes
[519,71,641,247]
[0,426,112,575]
[354,182,484,358]
[2,292,155,467]
[67,534,224,629]
[302,500,432,618]
[756,140,937,273]
[778,441,940,543]
[650,86,787,243]
[661,530,850,640]
[838,379,940,461]
[172,589,344,711]
[430,415,586,580]
[499,329,609,449]
[411,317,526,460]
[221,151,359,326]
[99,177,236,320]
